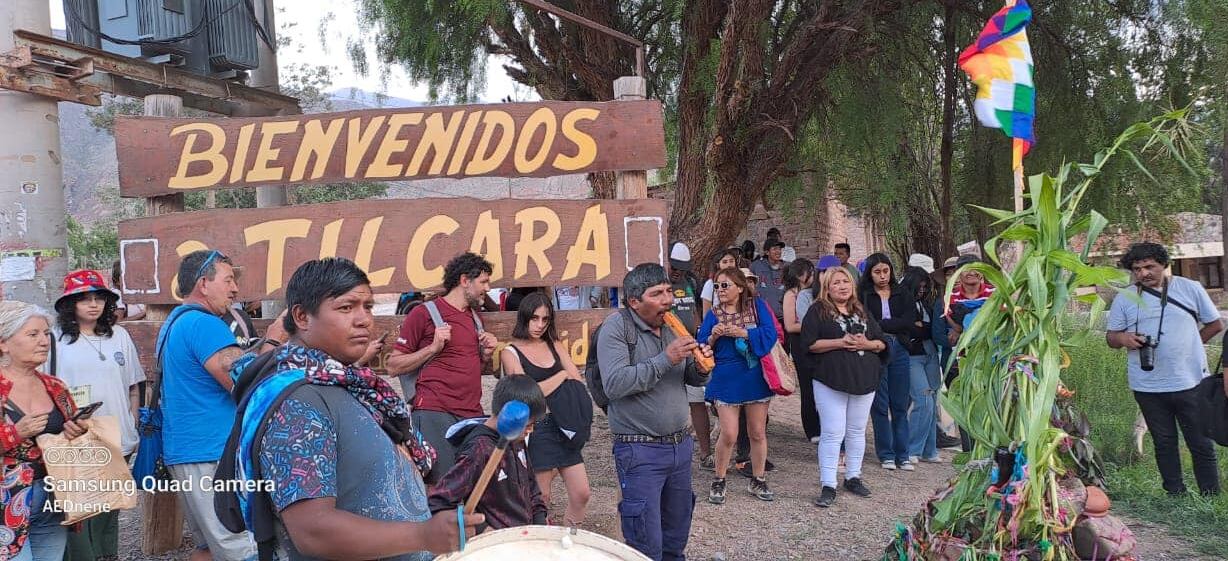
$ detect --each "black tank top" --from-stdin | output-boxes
[3,400,66,436]
[509,342,564,383]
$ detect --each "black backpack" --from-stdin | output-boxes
[585,308,638,413]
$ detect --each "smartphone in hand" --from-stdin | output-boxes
[72,401,104,421]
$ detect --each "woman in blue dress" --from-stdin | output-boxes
[697,267,779,504]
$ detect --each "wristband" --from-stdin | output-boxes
[457,508,467,551]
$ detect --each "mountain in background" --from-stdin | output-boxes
[60,88,587,224]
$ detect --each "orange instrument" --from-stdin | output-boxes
[664,312,714,372]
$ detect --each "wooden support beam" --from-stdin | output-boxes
[0,30,299,115]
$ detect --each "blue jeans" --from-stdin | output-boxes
[613,437,696,561]
[907,341,941,459]
[11,479,67,561]
[872,337,912,464]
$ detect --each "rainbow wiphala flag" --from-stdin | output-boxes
[958,0,1035,169]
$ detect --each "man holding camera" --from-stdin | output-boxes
[1107,242,1223,497]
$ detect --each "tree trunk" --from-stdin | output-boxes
[1220,123,1228,291]
[939,1,957,259]
[589,171,617,199]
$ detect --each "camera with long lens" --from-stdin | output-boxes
[1137,334,1157,371]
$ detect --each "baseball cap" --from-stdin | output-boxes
[816,255,842,270]
[908,253,935,274]
[942,256,959,270]
[781,246,797,262]
[669,241,693,271]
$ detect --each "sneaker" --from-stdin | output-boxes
[708,478,727,504]
[937,432,962,450]
[908,456,920,464]
[843,477,872,497]
[898,461,916,472]
[809,436,821,444]
[766,459,777,473]
[814,486,837,508]
[920,455,943,464]
[700,454,716,471]
[881,461,897,471]
[748,477,774,501]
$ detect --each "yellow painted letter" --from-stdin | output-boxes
[513,206,561,279]
[514,108,558,174]
[355,217,394,286]
[290,118,345,181]
[168,123,228,189]
[465,111,514,175]
[244,219,312,294]
[468,210,503,282]
[246,121,300,183]
[405,215,460,288]
[367,113,423,178]
[553,108,599,171]
[407,111,465,176]
[562,205,610,281]
[345,116,388,178]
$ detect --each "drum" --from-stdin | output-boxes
[436,525,650,560]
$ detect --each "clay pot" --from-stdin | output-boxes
[1084,485,1110,518]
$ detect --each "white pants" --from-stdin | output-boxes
[813,379,875,488]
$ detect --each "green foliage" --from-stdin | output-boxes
[889,111,1197,560]
[66,217,118,271]
[1063,334,1228,556]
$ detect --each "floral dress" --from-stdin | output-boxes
[0,373,78,558]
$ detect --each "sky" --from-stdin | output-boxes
[47,0,524,103]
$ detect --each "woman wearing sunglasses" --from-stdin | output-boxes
[697,267,779,504]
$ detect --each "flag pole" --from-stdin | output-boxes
[1012,138,1025,212]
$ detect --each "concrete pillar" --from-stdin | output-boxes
[0,0,67,307]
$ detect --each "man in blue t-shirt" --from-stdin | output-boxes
[1107,242,1223,497]
[156,249,263,561]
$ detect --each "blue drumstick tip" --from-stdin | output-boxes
[495,400,531,440]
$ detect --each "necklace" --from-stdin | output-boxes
[80,334,107,361]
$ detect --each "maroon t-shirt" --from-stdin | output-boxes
[394,298,484,418]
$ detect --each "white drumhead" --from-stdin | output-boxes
[436,525,650,561]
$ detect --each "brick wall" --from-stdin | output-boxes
[648,179,886,263]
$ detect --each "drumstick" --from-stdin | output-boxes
[664,312,714,372]
[464,400,531,516]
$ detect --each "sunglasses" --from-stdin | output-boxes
[195,250,224,283]
[715,281,738,290]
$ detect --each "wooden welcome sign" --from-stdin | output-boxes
[115,100,666,196]
[118,197,668,304]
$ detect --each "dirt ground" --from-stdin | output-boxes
[118,380,1210,560]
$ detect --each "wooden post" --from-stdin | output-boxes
[140,94,186,556]
[614,76,648,199]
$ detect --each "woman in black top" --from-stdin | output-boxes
[499,292,592,526]
[801,268,889,508]
[858,253,916,471]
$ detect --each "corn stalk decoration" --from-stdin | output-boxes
[885,110,1197,561]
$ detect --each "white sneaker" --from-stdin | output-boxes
[908,456,920,464]
[809,436,821,444]
[881,461,897,471]
[898,461,916,472]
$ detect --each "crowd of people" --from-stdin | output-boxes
[0,234,1223,561]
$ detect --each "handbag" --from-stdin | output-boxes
[755,300,798,396]
[133,306,202,488]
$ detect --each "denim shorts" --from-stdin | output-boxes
[713,396,772,407]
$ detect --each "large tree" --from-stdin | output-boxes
[356,0,912,261]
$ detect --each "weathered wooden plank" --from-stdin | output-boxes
[123,308,612,377]
[117,197,667,304]
[115,100,666,196]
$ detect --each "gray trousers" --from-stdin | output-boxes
[413,409,464,484]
